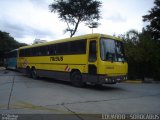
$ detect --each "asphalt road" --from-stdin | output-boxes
[0,69,160,120]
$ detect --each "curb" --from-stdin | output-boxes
[124,80,143,83]
[124,80,160,84]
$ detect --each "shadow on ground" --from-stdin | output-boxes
[31,76,125,92]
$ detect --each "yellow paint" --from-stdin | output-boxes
[17,33,128,78]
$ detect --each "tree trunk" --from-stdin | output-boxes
[70,18,81,37]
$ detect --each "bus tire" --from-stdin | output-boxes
[71,71,84,87]
[15,65,18,71]
[94,84,103,88]
[31,68,38,79]
[26,67,32,78]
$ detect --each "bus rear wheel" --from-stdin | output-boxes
[31,68,38,79]
[71,71,84,87]
[26,67,32,78]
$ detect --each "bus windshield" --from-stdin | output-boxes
[100,38,126,62]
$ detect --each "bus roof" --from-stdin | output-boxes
[5,49,18,54]
[19,33,122,50]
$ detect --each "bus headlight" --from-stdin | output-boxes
[105,78,109,81]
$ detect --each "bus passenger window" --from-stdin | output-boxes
[89,40,97,62]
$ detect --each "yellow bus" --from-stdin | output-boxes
[17,33,128,87]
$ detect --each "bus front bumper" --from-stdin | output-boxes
[98,75,128,84]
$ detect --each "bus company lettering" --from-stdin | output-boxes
[50,56,63,61]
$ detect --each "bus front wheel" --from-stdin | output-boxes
[71,71,84,87]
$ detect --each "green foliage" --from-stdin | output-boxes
[123,30,160,80]
[121,0,160,80]
[0,30,27,65]
[0,31,27,53]
[143,0,160,41]
[49,0,102,37]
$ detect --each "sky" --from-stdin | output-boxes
[0,0,154,44]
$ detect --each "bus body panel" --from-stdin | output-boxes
[18,54,88,73]
[5,49,18,70]
[17,33,128,85]
[5,57,17,69]
[98,61,128,76]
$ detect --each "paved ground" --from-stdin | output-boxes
[0,69,160,120]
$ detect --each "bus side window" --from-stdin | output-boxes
[89,40,97,62]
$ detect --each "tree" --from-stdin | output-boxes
[0,30,27,65]
[143,0,160,41]
[49,0,102,37]
[119,0,160,80]
[86,22,100,33]
[122,29,160,80]
[0,31,27,53]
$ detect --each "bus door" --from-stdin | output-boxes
[87,39,98,83]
